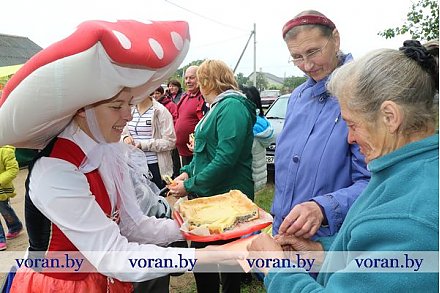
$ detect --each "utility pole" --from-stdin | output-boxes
[233,23,257,87]
[253,23,256,87]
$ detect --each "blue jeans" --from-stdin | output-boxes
[0,199,23,243]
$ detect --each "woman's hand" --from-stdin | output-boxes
[274,234,325,264]
[278,201,324,238]
[195,245,247,266]
[168,179,188,198]
[174,172,189,181]
[247,234,285,275]
[123,135,135,145]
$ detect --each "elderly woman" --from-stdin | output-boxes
[169,59,256,293]
[272,10,370,239]
[249,40,439,292]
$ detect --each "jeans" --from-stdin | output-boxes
[0,199,23,243]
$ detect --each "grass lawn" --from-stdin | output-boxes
[170,180,275,292]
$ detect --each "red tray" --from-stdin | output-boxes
[173,208,272,242]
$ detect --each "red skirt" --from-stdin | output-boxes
[10,267,133,293]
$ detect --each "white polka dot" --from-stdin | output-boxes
[112,30,131,49]
[170,31,183,51]
[149,38,164,59]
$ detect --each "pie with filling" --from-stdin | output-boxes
[178,190,259,234]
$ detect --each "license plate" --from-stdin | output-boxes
[266,156,274,164]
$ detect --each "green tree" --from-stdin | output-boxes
[235,72,249,87]
[282,75,307,93]
[252,72,269,92]
[378,0,439,41]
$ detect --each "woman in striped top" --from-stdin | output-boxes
[123,94,176,189]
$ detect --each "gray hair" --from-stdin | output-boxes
[327,48,438,135]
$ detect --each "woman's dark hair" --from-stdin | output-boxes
[240,85,264,116]
[167,79,183,95]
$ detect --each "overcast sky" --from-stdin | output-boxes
[2,0,415,78]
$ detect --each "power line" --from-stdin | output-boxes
[164,0,248,32]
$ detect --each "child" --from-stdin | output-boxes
[0,145,23,250]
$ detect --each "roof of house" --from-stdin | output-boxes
[0,33,42,67]
[248,71,284,85]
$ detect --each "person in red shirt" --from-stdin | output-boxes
[151,86,178,124]
[152,86,181,178]
[175,66,208,166]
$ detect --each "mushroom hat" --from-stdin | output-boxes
[0,19,190,149]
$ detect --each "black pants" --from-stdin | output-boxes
[133,274,170,293]
[191,240,242,293]
[181,155,193,167]
[171,148,181,178]
[148,162,165,189]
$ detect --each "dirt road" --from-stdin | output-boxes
[1,168,29,286]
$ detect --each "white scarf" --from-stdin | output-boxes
[78,107,144,225]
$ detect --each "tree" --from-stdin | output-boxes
[282,76,307,93]
[378,0,439,41]
[252,72,269,92]
[235,72,249,87]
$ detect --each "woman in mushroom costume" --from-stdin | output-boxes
[0,20,233,293]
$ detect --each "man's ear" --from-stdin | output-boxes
[76,108,86,118]
[380,101,403,134]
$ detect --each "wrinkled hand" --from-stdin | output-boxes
[278,201,324,238]
[248,233,283,253]
[247,234,285,275]
[167,179,188,198]
[274,234,324,264]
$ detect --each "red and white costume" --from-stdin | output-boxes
[0,19,193,292]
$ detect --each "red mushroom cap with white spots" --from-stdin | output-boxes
[0,20,190,149]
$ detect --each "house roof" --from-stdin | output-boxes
[0,33,42,67]
[248,71,284,85]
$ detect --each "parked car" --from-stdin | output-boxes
[265,94,289,172]
[260,89,280,107]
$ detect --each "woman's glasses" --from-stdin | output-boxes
[288,37,331,66]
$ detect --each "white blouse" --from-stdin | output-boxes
[28,122,194,282]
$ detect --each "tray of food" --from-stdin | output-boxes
[173,190,272,242]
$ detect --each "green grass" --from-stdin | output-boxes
[255,182,274,213]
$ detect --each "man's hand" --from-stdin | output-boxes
[278,201,324,238]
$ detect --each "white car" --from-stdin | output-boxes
[265,94,289,171]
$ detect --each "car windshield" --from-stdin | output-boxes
[265,96,288,119]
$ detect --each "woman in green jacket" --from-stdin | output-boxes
[0,145,23,250]
[169,59,256,201]
[168,59,256,293]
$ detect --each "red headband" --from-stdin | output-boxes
[282,15,336,39]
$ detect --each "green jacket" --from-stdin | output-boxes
[0,145,19,200]
[181,90,256,200]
